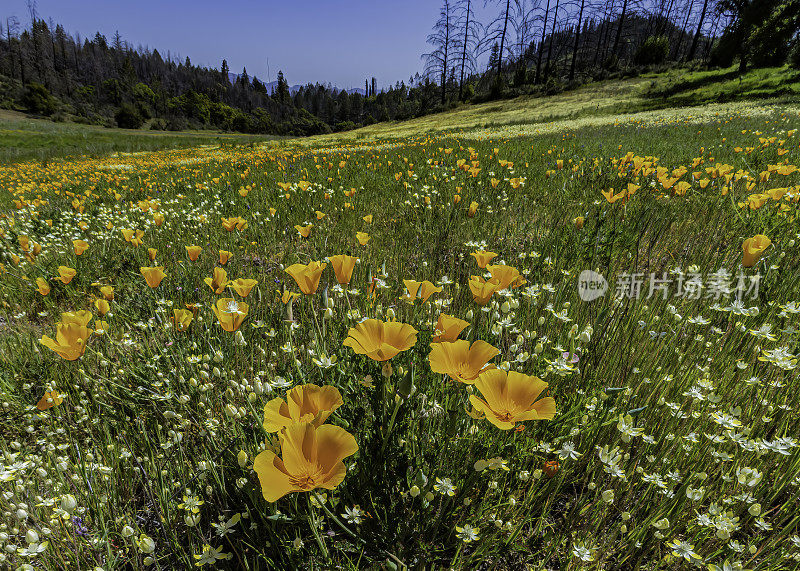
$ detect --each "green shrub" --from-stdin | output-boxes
[635,36,670,66]
[334,120,357,132]
[462,82,476,101]
[166,116,188,131]
[21,83,57,115]
[114,103,145,129]
[149,117,168,130]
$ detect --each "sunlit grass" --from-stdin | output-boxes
[0,101,799,569]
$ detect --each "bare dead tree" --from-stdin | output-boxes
[455,0,480,99]
[686,0,712,60]
[534,0,552,82]
[423,0,456,105]
[543,0,561,80]
[482,0,521,82]
[4,16,20,80]
[569,0,587,79]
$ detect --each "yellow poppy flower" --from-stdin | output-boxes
[221,216,247,231]
[171,308,194,332]
[286,261,326,295]
[469,369,556,430]
[468,275,501,305]
[73,240,89,255]
[95,298,110,315]
[742,235,771,268]
[56,266,76,284]
[40,322,91,361]
[186,245,202,261]
[468,201,479,217]
[432,313,469,342]
[228,278,258,297]
[219,250,233,265]
[601,188,627,204]
[262,384,344,432]
[100,286,114,301]
[60,310,93,327]
[402,280,442,303]
[428,340,499,384]
[253,422,358,502]
[470,250,498,268]
[211,298,249,332]
[36,277,50,296]
[342,318,418,361]
[487,264,526,290]
[356,231,371,245]
[204,267,229,294]
[295,224,313,238]
[147,248,158,261]
[36,390,64,411]
[140,266,166,288]
[328,255,358,285]
[280,290,301,304]
[121,228,145,247]
[362,214,373,223]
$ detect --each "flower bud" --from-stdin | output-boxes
[60,494,77,514]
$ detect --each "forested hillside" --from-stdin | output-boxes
[1,0,798,135]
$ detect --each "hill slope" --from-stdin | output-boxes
[3,65,799,162]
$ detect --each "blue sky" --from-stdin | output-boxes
[8,0,470,90]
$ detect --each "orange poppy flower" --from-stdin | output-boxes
[328,255,358,285]
[140,266,166,288]
[253,422,357,502]
[428,340,499,383]
[286,261,326,295]
[343,319,417,361]
[262,384,344,432]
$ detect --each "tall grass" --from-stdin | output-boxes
[0,105,799,569]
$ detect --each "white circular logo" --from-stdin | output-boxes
[578,270,608,301]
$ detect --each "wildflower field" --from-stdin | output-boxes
[2,104,800,570]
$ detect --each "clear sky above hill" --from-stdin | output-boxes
[10,0,488,91]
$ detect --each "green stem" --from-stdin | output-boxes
[381,396,402,455]
[306,494,329,562]
[312,491,406,569]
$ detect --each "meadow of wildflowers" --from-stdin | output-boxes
[1,107,800,569]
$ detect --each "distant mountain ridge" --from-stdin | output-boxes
[226,72,366,96]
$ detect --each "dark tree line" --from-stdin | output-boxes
[1,0,798,135]
[0,13,450,134]
[424,0,800,101]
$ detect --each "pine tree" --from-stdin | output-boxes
[276,70,289,103]
[220,59,230,83]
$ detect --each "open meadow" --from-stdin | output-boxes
[1,98,800,570]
